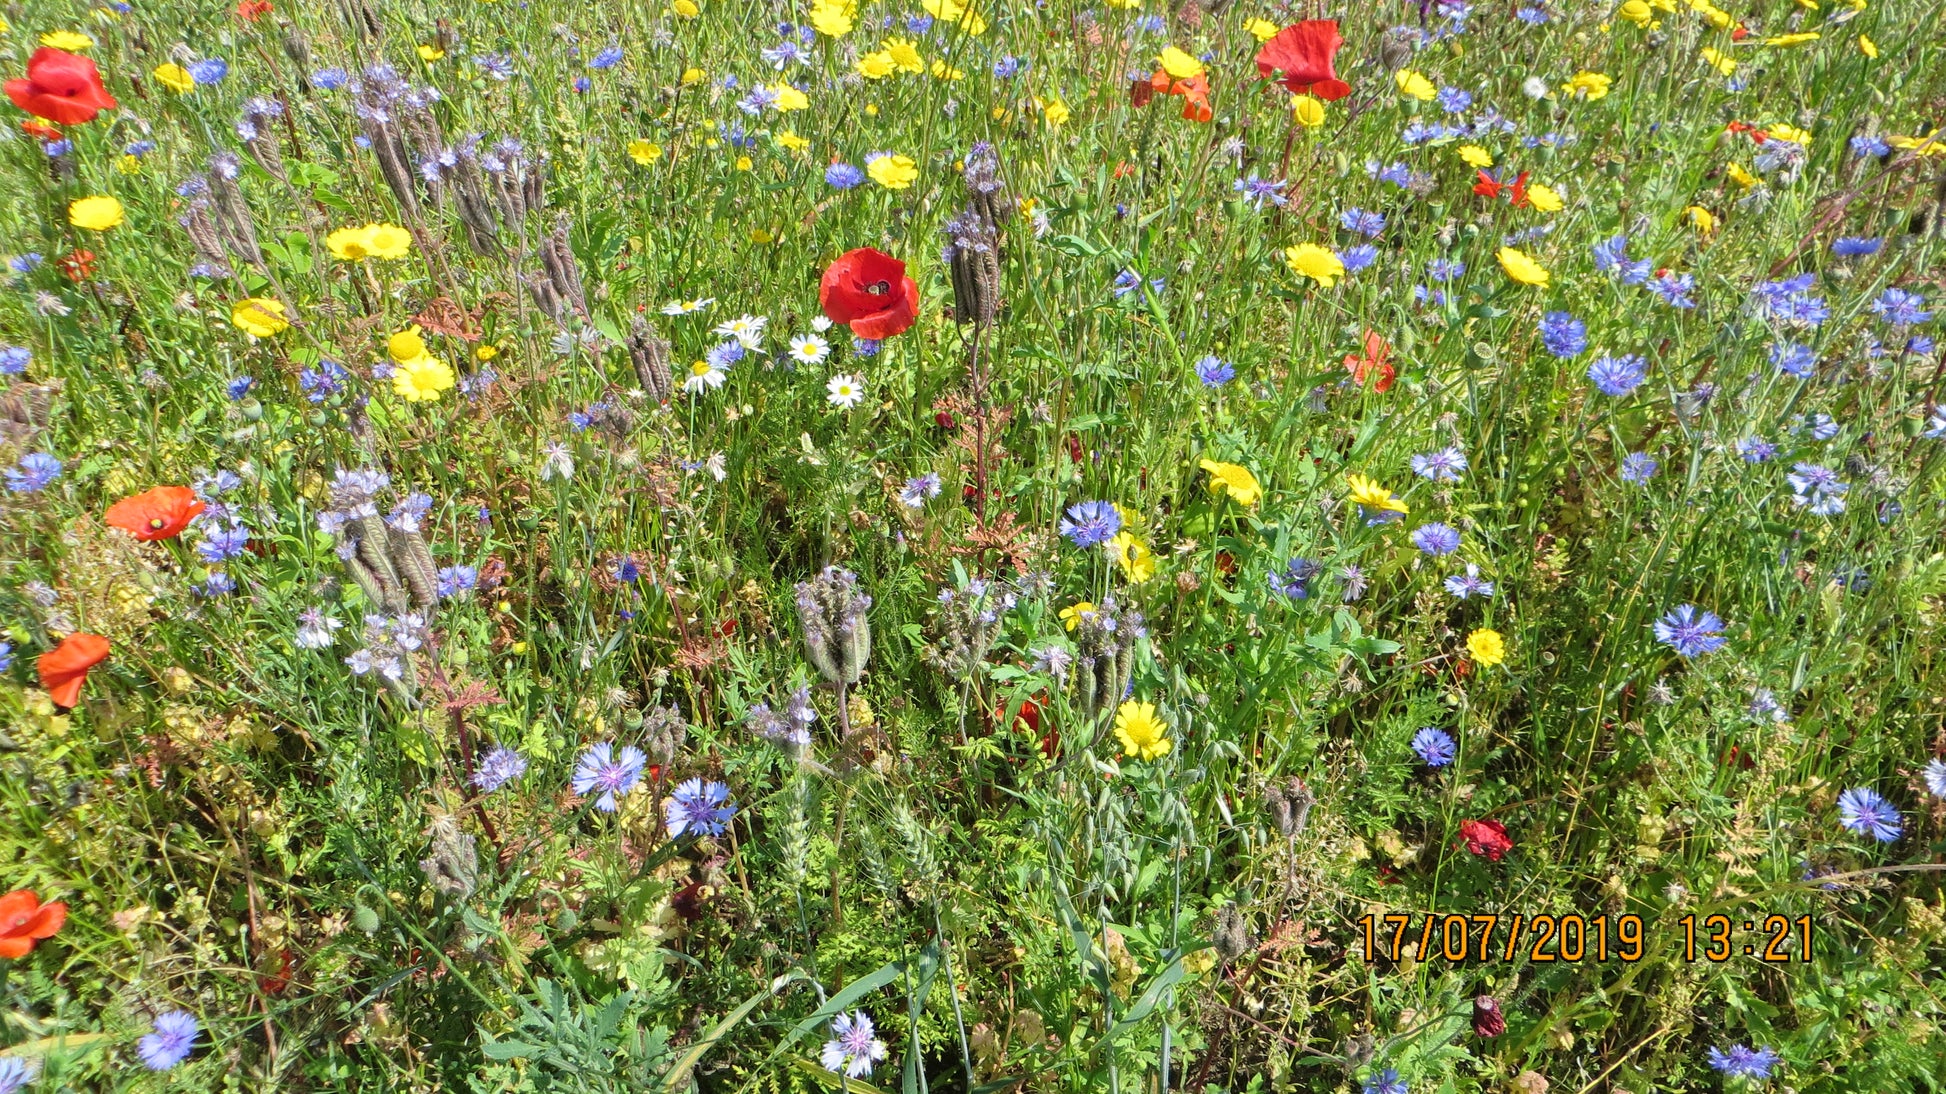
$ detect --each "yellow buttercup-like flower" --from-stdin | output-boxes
[1157,46,1205,80]
[1466,628,1507,668]
[1497,246,1550,287]
[866,153,918,189]
[680,66,706,85]
[232,298,290,338]
[1562,71,1613,100]
[1347,474,1408,516]
[1291,94,1326,127]
[628,139,663,165]
[417,43,446,61]
[930,58,965,80]
[1394,69,1437,101]
[1727,162,1759,188]
[1685,205,1718,236]
[1060,601,1098,631]
[388,326,429,364]
[1458,144,1494,168]
[809,0,855,36]
[1245,17,1280,42]
[364,223,412,258]
[1618,0,1654,25]
[68,196,125,232]
[327,226,374,260]
[771,84,808,111]
[1284,243,1345,288]
[885,37,923,72]
[1113,701,1173,761]
[1763,31,1820,46]
[856,50,896,78]
[153,63,196,94]
[393,355,456,403]
[673,0,701,15]
[1700,47,1736,76]
[1199,459,1263,507]
[1040,97,1070,126]
[1766,122,1811,146]
[1688,0,1734,27]
[39,30,92,51]
[775,130,810,153]
[1857,34,1877,58]
[1525,182,1564,212]
[1108,532,1156,583]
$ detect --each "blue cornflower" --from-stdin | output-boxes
[196,571,237,597]
[474,53,515,80]
[1620,452,1659,484]
[197,523,251,563]
[1797,412,1839,441]
[1870,287,1931,326]
[906,13,935,32]
[1444,563,1494,599]
[436,565,478,598]
[1849,134,1890,158]
[993,55,1023,78]
[590,46,624,69]
[0,1055,22,1093]
[1410,522,1461,556]
[1436,86,1472,113]
[1537,311,1587,358]
[1195,356,1235,387]
[313,67,349,90]
[5,255,41,276]
[226,375,254,400]
[1769,341,1816,378]
[1592,236,1651,284]
[472,745,527,793]
[1737,437,1778,462]
[706,341,746,369]
[1339,244,1379,272]
[1233,173,1288,209]
[821,1010,889,1079]
[1413,286,1448,307]
[1411,446,1468,482]
[0,346,30,374]
[1587,354,1648,396]
[299,360,348,402]
[1654,604,1727,657]
[853,337,881,357]
[1059,501,1122,548]
[1707,1044,1781,1080]
[1515,6,1549,23]
[0,644,11,673]
[1363,1069,1408,1094]
[138,1011,199,1071]
[1426,258,1465,283]
[44,139,71,158]
[1645,271,1696,309]
[900,472,943,508]
[1111,268,1163,299]
[5,452,61,493]
[1370,161,1414,188]
[825,162,865,189]
[761,39,805,68]
[1131,13,1166,33]
[1831,236,1880,257]
[1268,557,1322,600]
[611,556,641,583]
[571,76,591,93]
[572,742,647,811]
[1837,788,1901,842]
[665,777,737,837]
[187,58,228,84]
[1787,461,1847,515]
[1411,727,1457,767]
[1341,208,1386,237]
[737,85,779,114]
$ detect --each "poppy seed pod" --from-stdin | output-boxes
[796,567,872,686]
[629,315,674,403]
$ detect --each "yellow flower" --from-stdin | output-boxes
[1466,628,1506,668]
[1764,31,1820,46]
[1526,182,1564,212]
[628,139,663,165]
[1563,71,1612,100]
[1727,162,1759,187]
[922,0,985,33]
[866,153,918,189]
[1394,69,1437,101]
[1618,0,1654,25]
[153,62,195,94]
[1158,46,1205,80]
[771,84,808,110]
[856,50,895,78]
[1245,17,1279,41]
[1889,131,1946,156]
[417,43,446,61]
[39,30,92,50]
[1767,122,1811,146]
[1060,601,1098,631]
[735,154,754,171]
[1113,701,1172,761]
[1284,243,1345,288]
[476,345,499,361]
[672,0,701,15]
[392,355,456,403]
[1458,144,1493,168]
[327,225,375,260]
[388,328,428,364]
[681,66,706,85]
[1685,204,1718,235]
[775,130,810,152]
[231,298,290,338]
[1040,97,1070,126]
[68,195,124,231]
[1857,34,1877,58]
[116,155,141,175]
[1346,474,1408,516]
[930,58,965,80]
[809,0,854,37]
[886,37,924,72]
[1108,532,1156,583]
[1688,0,1733,27]
[1199,459,1263,507]
[1700,47,1736,75]
[1291,94,1326,127]
[1496,246,1550,287]
[365,223,412,258]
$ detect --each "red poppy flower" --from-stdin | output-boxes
[1457,818,1513,861]
[1128,75,1156,108]
[5,48,118,127]
[1343,330,1395,393]
[0,890,67,958]
[1146,70,1213,123]
[104,485,204,541]
[1254,20,1352,101]
[19,119,61,141]
[819,247,919,340]
[37,632,109,709]
[236,0,274,19]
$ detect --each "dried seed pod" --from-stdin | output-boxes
[179,204,231,270]
[388,525,439,610]
[523,271,568,324]
[629,316,674,403]
[1212,904,1255,962]
[962,141,1010,228]
[543,215,587,316]
[1265,777,1315,838]
[207,159,263,267]
[943,207,1001,328]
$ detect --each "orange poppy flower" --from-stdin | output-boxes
[105,485,203,541]
[38,632,109,708]
[1344,330,1396,393]
[0,889,68,958]
[1146,69,1212,123]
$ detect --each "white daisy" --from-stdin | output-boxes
[810,315,834,332]
[789,333,830,365]
[713,313,768,350]
[826,373,865,409]
[684,359,726,394]
[661,296,715,316]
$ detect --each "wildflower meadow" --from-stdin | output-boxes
[3,0,1946,1089]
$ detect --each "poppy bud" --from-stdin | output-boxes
[1472,995,1506,1038]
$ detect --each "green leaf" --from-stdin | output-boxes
[664,970,809,1091]
[1105,952,1192,1040]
